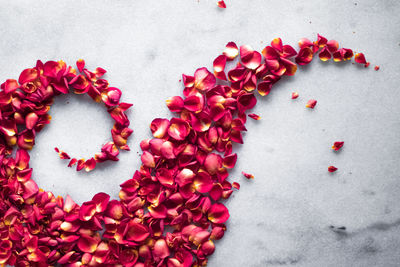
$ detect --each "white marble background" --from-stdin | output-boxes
[1,0,400,266]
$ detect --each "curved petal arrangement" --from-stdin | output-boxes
[0,35,369,266]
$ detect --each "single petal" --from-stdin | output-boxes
[295,47,313,65]
[282,45,297,58]
[223,153,237,168]
[166,96,184,112]
[16,149,30,170]
[242,171,254,179]
[208,203,230,224]
[76,59,85,72]
[92,192,110,213]
[18,68,38,84]
[161,141,175,159]
[306,99,317,109]
[319,47,332,61]
[126,221,150,242]
[141,151,156,168]
[204,153,223,175]
[316,34,328,47]
[95,67,107,77]
[237,92,257,112]
[240,45,262,70]
[232,182,240,190]
[194,172,213,193]
[148,204,167,219]
[257,81,272,97]
[326,40,339,52]
[184,94,204,113]
[354,53,367,65]
[332,141,344,151]
[262,46,280,60]
[84,158,96,172]
[217,0,226,8]
[213,55,227,73]
[79,201,97,221]
[291,92,299,99]
[105,200,124,220]
[328,166,338,172]
[200,240,215,256]
[168,118,190,141]
[298,38,313,49]
[194,67,216,91]
[280,58,297,76]
[1,79,19,94]
[248,113,261,120]
[150,118,170,138]
[78,234,99,253]
[271,38,283,52]
[375,65,380,71]
[175,168,195,187]
[223,42,239,60]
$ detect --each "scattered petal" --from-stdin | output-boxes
[242,171,254,179]
[332,141,344,151]
[306,99,317,109]
[328,166,338,172]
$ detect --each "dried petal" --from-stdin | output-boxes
[292,92,299,99]
[194,67,216,92]
[168,118,190,141]
[141,151,156,168]
[217,0,226,8]
[166,96,184,112]
[213,55,227,73]
[332,141,344,151]
[1,79,19,94]
[76,59,85,72]
[355,53,367,65]
[208,203,230,224]
[295,47,313,65]
[232,182,240,190]
[19,68,38,84]
[150,118,170,138]
[223,42,239,60]
[248,113,261,120]
[319,47,331,61]
[328,166,338,172]
[242,171,254,179]
[306,99,317,109]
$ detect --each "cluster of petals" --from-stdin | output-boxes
[0,34,367,266]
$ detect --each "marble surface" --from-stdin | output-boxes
[1,0,400,266]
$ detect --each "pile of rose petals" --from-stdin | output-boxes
[0,35,368,266]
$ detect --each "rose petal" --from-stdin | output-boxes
[125,221,150,242]
[194,67,216,92]
[295,47,313,65]
[79,201,97,221]
[18,68,38,84]
[1,79,19,94]
[92,192,110,213]
[242,171,254,179]
[168,118,190,141]
[78,234,99,253]
[208,203,230,224]
[141,151,156,168]
[84,158,96,172]
[240,45,262,70]
[332,141,344,151]
[248,113,261,120]
[184,94,204,113]
[213,55,227,73]
[76,59,85,72]
[166,96,184,112]
[204,153,223,175]
[194,172,213,193]
[306,99,317,109]
[217,0,226,8]
[150,118,170,138]
[355,53,367,65]
[232,182,240,190]
[223,42,239,60]
[292,92,299,99]
[328,166,338,172]
[319,47,332,61]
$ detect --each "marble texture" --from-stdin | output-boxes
[1,0,400,266]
